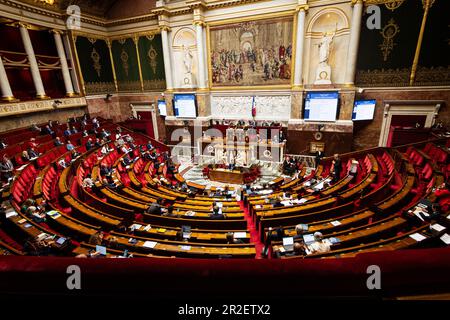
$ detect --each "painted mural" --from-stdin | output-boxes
[209,16,294,87]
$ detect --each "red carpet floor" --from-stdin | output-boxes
[239,200,264,258]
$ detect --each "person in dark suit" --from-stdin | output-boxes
[332,153,341,183]
[54,137,64,147]
[42,125,54,136]
[147,198,164,215]
[85,138,93,151]
[315,150,323,169]
[100,163,112,177]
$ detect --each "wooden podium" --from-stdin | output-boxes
[209,168,244,184]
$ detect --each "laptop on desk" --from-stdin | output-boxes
[95,245,107,256]
[182,225,192,239]
[282,237,294,252]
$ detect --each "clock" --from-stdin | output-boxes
[314,131,323,141]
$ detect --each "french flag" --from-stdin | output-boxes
[251,96,256,118]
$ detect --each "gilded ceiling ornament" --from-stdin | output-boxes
[379,18,400,62]
[120,49,129,77]
[146,35,155,41]
[87,38,97,45]
[147,45,158,74]
[118,38,127,45]
[90,48,101,77]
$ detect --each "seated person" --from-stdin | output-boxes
[147,198,165,215]
[58,158,68,169]
[94,138,102,148]
[66,140,75,151]
[21,150,30,163]
[210,205,225,219]
[82,174,95,188]
[100,163,112,177]
[85,138,94,151]
[88,230,104,245]
[26,205,46,223]
[82,130,89,137]
[71,149,81,160]
[28,138,38,149]
[54,137,64,147]
[42,125,54,136]
[100,144,111,156]
[121,144,132,154]
[0,139,7,149]
[70,126,78,134]
[226,232,244,244]
[27,147,39,159]
[63,126,71,136]
[273,199,285,208]
[30,123,41,132]
[99,129,110,140]
[102,176,117,189]
[307,232,331,255]
[0,155,14,183]
[163,206,177,217]
[122,155,132,167]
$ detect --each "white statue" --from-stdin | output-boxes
[318,31,335,65]
[314,29,336,85]
[183,45,193,74]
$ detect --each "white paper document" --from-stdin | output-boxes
[142,241,157,249]
[440,233,450,245]
[409,233,427,242]
[234,232,247,239]
[431,224,446,232]
[330,220,341,226]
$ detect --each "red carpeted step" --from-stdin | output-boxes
[239,201,264,259]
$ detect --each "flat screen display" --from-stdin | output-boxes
[304,91,339,122]
[173,94,197,118]
[157,100,167,116]
[352,99,376,121]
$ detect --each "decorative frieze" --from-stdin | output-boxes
[211,95,291,120]
[0,97,87,117]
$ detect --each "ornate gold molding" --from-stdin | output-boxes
[193,20,206,27]
[159,25,172,33]
[364,0,405,11]
[295,4,309,12]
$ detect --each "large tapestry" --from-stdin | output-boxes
[111,38,141,92]
[138,34,166,90]
[356,0,449,87]
[209,16,294,87]
[75,36,115,95]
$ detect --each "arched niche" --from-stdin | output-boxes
[172,27,198,88]
[303,7,350,85]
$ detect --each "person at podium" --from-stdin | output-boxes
[228,156,235,171]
